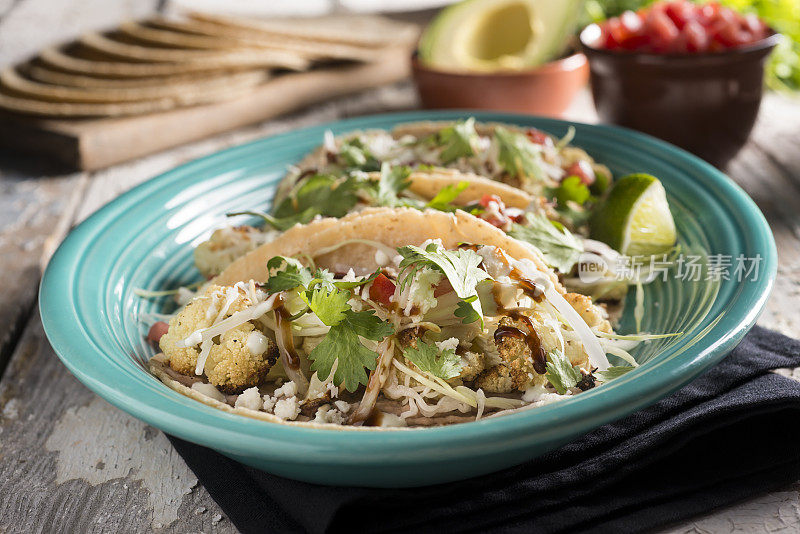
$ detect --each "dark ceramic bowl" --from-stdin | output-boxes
[411,52,589,118]
[580,23,780,167]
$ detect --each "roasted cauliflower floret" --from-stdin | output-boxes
[456,351,485,383]
[160,284,265,385]
[564,292,613,333]
[204,322,279,394]
[473,364,517,393]
[194,226,273,278]
[486,315,549,390]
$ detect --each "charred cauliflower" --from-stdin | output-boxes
[159,284,278,394]
[205,322,278,394]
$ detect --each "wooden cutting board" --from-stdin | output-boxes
[0,47,410,171]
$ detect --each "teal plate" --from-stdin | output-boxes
[40,111,775,487]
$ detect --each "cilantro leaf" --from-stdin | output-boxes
[545,350,583,394]
[436,118,479,164]
[425,181,469,212]
[402,339,462,380]
[308,309,394,392]
[338,138,381,171]
[344,309,395,340]
[494,127,545,183]
[454,297,482,325]
[397,243,490,325]
[265,256,313,294]
[301,286,350,326]
[595,366,634,382]
[375,164,412,207]
[308,323,379,392]
[508,216,584,273]
[273,174,362,219]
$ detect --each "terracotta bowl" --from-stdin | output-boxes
[411,52,590,118]
[580,23,781,168]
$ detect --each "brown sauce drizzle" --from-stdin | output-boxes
[274,297,300,371]
[509,268,545,302]
[363,408,384,427]
[494,311,547,374]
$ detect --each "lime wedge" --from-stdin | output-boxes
[590,173,677,256]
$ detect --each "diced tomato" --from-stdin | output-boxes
[477,194,510,228]
[525,128,554,148]
[645,9,680,52]
[147,321,169,345]
[679,20,710,52]
[664,1,694,30]
[369,273,396,307]
[595,0,767,54]
[479,194,501,208]
[564,161,595,186]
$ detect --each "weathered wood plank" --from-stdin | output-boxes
[0,83,417,534]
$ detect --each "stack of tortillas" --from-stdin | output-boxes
[0,12,418,118]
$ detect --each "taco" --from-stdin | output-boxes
[276,118,612,201]
[149,208,631,429]
[194,166,540,279]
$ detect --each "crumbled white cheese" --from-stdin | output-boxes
[377,412,407,428]
[262,395,276,412]
[477,245,512,280]
[341,268,358,283]
[374,249,389,267]
[334,400,351,413]
[245,330,269,356]
[396,267,443,316]
[313,404,346,425]
[273,396,301,420]
[274,380,297,398]
[435,337,460,353]
[234,387,262,410]
[191,382,226,403]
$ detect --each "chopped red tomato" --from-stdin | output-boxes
[147,321,169,344]
[369,273,396,307]
[525,128,554,148]
[596,1,769,54]
[564,161,596,186]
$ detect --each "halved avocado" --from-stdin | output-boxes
[419,0,583,72]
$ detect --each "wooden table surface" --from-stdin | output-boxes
[1,2,799,533]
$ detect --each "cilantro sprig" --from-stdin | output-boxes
[432,118,480,164]
[545,350,583,394]
[397,242,490,325]
[494,127,546,183]
[402,339,462,380]
[507,215,584,273]
[272,174,363,220]
[264,255,394,392]
[424,181,469,212]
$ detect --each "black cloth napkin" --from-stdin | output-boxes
[168,326,800,534]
